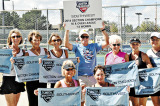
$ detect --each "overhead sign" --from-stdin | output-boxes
[63,0,102,30]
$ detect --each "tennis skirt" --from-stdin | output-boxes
[0,76,25,94]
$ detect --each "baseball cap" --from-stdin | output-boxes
[79,29,89,38]
[63,63,75,70]
[150,32,160,39]
[130,37,141,44]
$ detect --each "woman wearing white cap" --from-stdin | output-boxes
[129,37,153,106]
[146,32,160,106]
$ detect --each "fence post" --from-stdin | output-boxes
[47,9,49,50]
[120,6,123,50]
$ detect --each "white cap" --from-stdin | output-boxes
[79,29,89,38]
[150,32,160,39]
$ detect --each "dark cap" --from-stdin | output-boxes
[130,37,141,44]
[63,63,75,70]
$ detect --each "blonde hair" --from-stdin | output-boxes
[109,35,122,44]
[7,29,23,45]
[28,30,42,43]
[61,60,76,76]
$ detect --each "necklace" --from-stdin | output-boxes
[64,80,73,87]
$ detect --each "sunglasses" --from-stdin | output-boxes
[11,36,21,39]
[151,39,160,42]
[66,68,75,71]
[81,36,89,39]
[131,43,139,46]
[112,44,120,46]
[52,39,61,42]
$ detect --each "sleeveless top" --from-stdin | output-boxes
[49,49,66,58]
[129,51,147,69]
[27,47,45,56]
[60,79,78,87]
[105,51,126,65]
[3,49,24,76]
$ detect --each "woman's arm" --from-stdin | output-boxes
[124,53,129,62]
[54,81,61,88]
[64,50,68,58]
[142,52,153,68]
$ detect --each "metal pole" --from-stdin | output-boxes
[138,15,140,27]
[47,9,49,50]
[2,0,5,47]
[120,6,123,50]
[124,7,126,44]
[12,1,14,10]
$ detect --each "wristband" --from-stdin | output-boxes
[101,28,106,31]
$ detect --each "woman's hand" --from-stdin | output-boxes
[100,21,105,31]
[77,57,80,63]
[39,58,42,64]
[127,86,130,93]
[10,57,15,64]
[34,89,38,96]
[81,84,86,95]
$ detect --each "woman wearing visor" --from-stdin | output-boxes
[129,37,153,106]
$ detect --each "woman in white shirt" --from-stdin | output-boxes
[48,33,68,87]
[147,32,160,106]
[26,30,49,106]
[0,29,26,106]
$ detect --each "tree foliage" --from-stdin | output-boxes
[0,9,48,30]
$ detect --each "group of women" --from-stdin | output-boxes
[105,34,160,106]
[0,29,68,106]
[0,28,160,106]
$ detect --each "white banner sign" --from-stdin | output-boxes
[63,0,102,30]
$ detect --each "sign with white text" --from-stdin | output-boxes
[85,86,129,106]
[38,87,81,106]
[39,58,78,83]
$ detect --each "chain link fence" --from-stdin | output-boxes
[0,4,160,56]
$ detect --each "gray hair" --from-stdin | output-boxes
[109,35,122,44]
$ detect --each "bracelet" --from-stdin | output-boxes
[101,28,106,31]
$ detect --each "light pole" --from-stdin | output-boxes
[135,13,142,27]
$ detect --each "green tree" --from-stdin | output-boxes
[139,21,155,32]
[10,11,20,28]
[110,22,118,33]
[125,24,133,32]
[19,9,48,30]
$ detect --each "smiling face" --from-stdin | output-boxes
[11,33,22,45]
[79,34,89,46]
[130,42,140,51]
[51,36,61,47]
[150,36,160,48]
[64,68,75,78]
[110,41,121,53]
[94,69,105,83]
[31,36,41,48]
